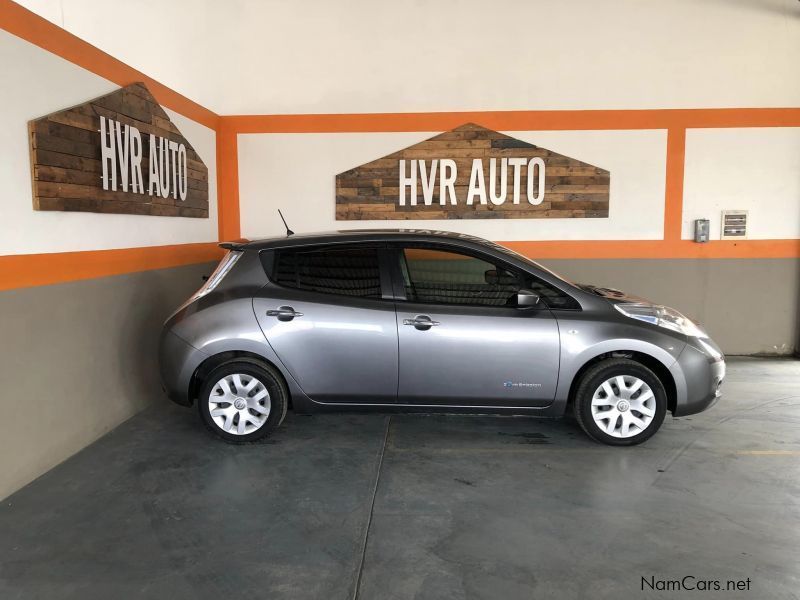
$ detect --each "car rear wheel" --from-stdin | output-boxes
[573,358,667,446]
[198,361,288,443]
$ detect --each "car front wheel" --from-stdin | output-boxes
[573,358,667,446]
[198,361,288,442]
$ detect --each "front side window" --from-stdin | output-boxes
[400,246,580,309]
[274,246,382,298]
[400,247,520,307]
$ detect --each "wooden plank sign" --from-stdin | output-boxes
[336,123,609,220]
[29,83,209,218]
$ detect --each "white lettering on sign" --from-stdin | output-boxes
[399,159,416,206]
[419,159,438,206]
[527,157,545,205]
[398,158,546,207]
[99,116,188,201]
[489,158,508,206]
[466,159,487,206]
[440,159,457,206]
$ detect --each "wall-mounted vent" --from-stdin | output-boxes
[721,210,748,240]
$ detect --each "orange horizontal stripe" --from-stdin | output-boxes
[225,108,800,134]
[501,239,800,260]
[0,243,224,292]
[1,239,795,292]
[0,0,219,130]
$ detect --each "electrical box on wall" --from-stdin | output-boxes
[721,211,748,240]
[694,219,710,243]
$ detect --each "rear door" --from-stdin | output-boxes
[253,245,398,404]
[392,245,561,407]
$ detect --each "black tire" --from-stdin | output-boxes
[198,360,288,443]
[573,358,667,446]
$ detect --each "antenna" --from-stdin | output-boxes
[278,209,294,237]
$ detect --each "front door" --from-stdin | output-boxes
[253,245,398,404]
[393,246,560,407]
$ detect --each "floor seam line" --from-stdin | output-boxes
[352,415,391,600]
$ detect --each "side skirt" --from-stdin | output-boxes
[297,399,564,418]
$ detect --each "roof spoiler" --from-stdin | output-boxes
[219,239,249,251]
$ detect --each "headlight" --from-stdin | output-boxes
[614,302,707,338]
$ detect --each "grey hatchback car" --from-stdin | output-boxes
[159,230,725,446]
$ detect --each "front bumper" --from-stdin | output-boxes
[670,338,725,417]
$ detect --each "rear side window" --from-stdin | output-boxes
[273,247,382,298]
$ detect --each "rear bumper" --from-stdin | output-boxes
[158,330,206,406]
[671,339,725,417]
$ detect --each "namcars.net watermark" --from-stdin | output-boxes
[642,576,752,592]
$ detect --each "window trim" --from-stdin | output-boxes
[387,242,581,311]
[263,243,394,302]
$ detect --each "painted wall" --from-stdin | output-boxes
[238,127,800,243]
[682,128,800,240]
[0,24,219,499]
[239,130,668,241]
[0,29,218,255]
[0,262,213,500]
[544,259,800,356]
[14,0,800,114]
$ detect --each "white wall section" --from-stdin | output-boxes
[682,128,800,240]
[0,30,218,255]
[237,130,667,241]
[14,0,800,115]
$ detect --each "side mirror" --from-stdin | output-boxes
[517,288,541,308]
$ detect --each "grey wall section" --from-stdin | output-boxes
[541,258,800,356]
[0,262,215,500]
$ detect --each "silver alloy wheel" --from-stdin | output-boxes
[208,373,271,435]
[590,375,656,438]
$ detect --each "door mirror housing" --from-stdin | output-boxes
[517,289,542,308]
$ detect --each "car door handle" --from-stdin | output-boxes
[266,306,304,321]
[403,316,440,329]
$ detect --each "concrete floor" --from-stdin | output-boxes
[1,358,799,599]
